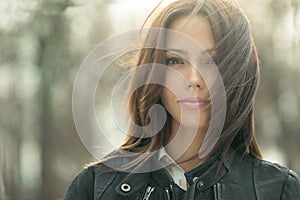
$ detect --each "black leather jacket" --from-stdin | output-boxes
[64,150,300,200]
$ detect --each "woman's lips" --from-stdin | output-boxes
[178,97,210,109]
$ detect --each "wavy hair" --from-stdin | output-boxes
[95,0,262,170]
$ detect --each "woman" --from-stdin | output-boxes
[65,0,300,199]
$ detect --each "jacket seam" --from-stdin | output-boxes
[93,166,118,200]
[279,169,295,200]
[253,160,259,200]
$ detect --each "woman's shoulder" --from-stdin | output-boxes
[226,153,300,199]
[64,152,124,200]
[250,155,300,199]
[233,153,299,178]
[64,165,96,200]
[251,156,299,181]
[65,160,125,200]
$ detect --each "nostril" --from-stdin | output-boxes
[188,83,203,89]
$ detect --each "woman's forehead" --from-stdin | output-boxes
[165,15,215,56]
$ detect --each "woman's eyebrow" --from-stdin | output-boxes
[166,49,189,56]
[166,48,216,56]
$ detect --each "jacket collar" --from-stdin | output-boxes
[110,148,238,194]
[152,148,238,191]
[184,148,238,191]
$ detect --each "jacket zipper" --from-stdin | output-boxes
[165,188,171,200]
[165,184,173,200]
[213,184,217,200]
[214,183,223,200]
[142,186,155,200]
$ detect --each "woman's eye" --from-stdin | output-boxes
[166,57,184,65]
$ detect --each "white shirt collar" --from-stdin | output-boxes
[158,147,176,165]
[158,147,188,190]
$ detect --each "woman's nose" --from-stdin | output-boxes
[187,66,205,89]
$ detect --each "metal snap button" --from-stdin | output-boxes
[196,180,204,190]
[120,183,131,193]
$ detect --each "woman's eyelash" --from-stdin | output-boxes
[166,57,184,65]
[166,56,216,65]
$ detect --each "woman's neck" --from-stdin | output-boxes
[165,120,208,172]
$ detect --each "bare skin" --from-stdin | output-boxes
[161,15,216,172]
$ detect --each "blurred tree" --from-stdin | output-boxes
[32,0,115,199]
[242,0,300,174]
[33,0,70,198]
[1,0,114,199]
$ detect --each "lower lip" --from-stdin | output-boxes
[179,101,210,110]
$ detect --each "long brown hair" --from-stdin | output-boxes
[95,0,262,170]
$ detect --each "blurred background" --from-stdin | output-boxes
[0,0,299,199]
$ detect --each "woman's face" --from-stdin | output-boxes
[161,15,216,130]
